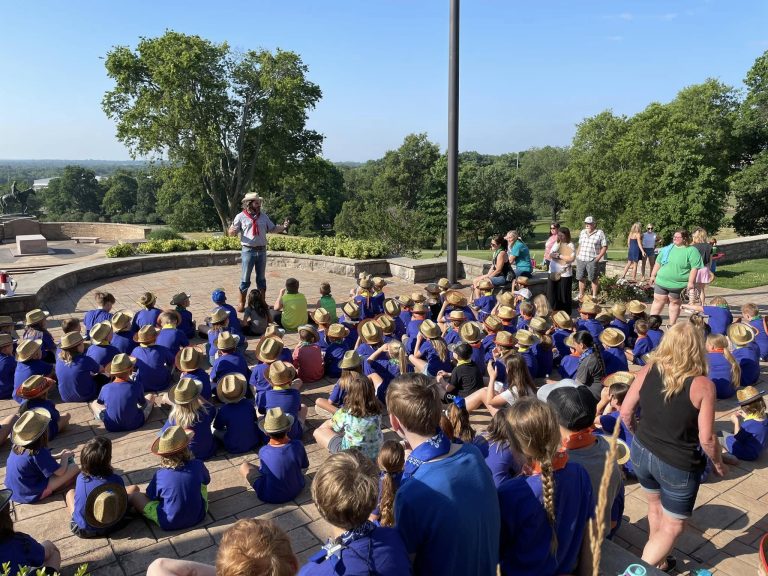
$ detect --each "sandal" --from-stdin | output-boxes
[658,555,677,573]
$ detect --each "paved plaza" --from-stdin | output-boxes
[1,262,766,575]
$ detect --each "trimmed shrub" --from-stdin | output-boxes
[105,243,138,258]
[147,228,183,241]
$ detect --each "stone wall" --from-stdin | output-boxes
[718,234,768,262]
[0,217,41,240]
[38,222,151,241]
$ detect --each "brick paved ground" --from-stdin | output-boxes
[0,262,766,575]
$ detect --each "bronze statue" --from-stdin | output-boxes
[1,181,36,214]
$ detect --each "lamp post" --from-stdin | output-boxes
[446,0,459,284]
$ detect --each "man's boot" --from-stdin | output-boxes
[237,290,247,313]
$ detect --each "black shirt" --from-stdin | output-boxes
[575,353,605,400]
[450,361,484,397]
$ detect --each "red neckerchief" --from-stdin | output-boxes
[562,427,597,450]
[470,342,482,349]
[242,209,259,239]
[269,436,291,446]
[710,348,724,353]
[525,448,569,475]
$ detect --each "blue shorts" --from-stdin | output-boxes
[490,275,507,287]
[631,438,701,519]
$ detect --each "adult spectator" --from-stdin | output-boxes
[546,226,575,311]
[641,223,659,280]
[543,222,561,266]
[692,227,713,304]
[649,229,703,325]
[228,193,290,312]
[472,235,510,292]
[620,322,726,572]
[620,222,645,283]
[505,230,533,279]
[575,216,608,302]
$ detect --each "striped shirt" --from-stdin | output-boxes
[577,228,607,262]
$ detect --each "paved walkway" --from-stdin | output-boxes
[0,262,766,575]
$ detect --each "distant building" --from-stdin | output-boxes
[33,175,105,190]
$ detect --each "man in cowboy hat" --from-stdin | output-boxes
[228,193,292,311]
[576,216,608,302]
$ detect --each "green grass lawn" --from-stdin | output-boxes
[711,258,768,290]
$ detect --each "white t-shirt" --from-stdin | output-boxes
[642,232,657,250]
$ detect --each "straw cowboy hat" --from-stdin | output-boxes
[737,386,765,406]
[372,277,387,289]
[168,378,202,405]
[495,331,517,348]
[580,301,601,315]
[107,353,136,376]
[339,350,362,370]
[13,409,51,446]
[497,292,515,307]
[298,324,320,343]
[216,331,240,352]
[603,371,635,388]
[264,324,285,338]
[448,309,466,322]
[268,361,297,387]
[151,425,193,456]
[90,322,113,345]
[384,299,401,317]
[170,292,191,306]
[327,324,350,340]
[438,278,451,291]
[477,279,493,291]
[25,309,49,326]
[728,323,755,346]
[599,328,626,348]
[515,330,540,348]
[411,303,428,315]
[627,300,647,315]
[397,295,414,308]
[111,310,133,332]
[138,292,157,307]
[483,315,502,333]
[256,337,284,363]
[610,303,627,320]
[243,192,261,202]
[497,306,516,321]
[312,308,331,325]
[424,283,441,295]
[210,308,230,325]
[259,407,295,435]
[410,292,427,304]
[85,483,128,530]
[552,310,574,329]
[459,322,483,344]
[358,276,373,290]
[375,314,395,335]
[60,332,84,350]
[342,301,361,320]
[0,316,14,327]
[133,325,158,344]
[419,319,441,339]
[15,375,54,401]
[596,310,612,324]
[217,373,247,403]
[0,334,12,348]
[445,290,467,308]
[359,319,383,344]
[529,317,550,333]
[175,347,208,372]
[16,339,42,362]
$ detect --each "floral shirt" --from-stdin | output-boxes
[331,408,383,460]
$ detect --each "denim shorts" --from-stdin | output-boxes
[490,275,507,287]
[328,435,343,453]
[631,438,701,519]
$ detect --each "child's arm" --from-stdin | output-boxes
[731,411,743,435]
[273,288,286,311]
[412,334,425,359]
[52,449,75,476]
[681,304,704,313]
[367,345,388,362]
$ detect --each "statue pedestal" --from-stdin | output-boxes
[11,234,52,257]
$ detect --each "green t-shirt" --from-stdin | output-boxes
[318,294,338,323]
[656,245,703,290]
[281,293,308,331]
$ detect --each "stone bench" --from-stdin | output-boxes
[72,236,100,244]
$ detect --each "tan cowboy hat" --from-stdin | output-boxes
[610,303,627,320]
[412,303,428,315]
[85,483,128,530]
[437,278,451,291]
[580,301,601,315]
[217,373,247,403]
[137,292,157,307]
[627,300,647,315]
[25,309,49,326]
[168,378,202,405]
[515,330,540,348]
[60,331,85,351]
[107,353,136,376]
[151,425,193,456]
[564,333,577,349]
[243,192,261,202]
[134,325,158,344]
[13,409,51,446]
[299,324,320,343]
[483,315,502,333]
[264,324,285,338]
[552,310,574,329]
[358,276,373,290]
[497,306,515,321]
[497,292,515,307]
[268,360,297,387]
[448,309,466,322]
[477,279,493,291]
[256,336,285,363]
[111,310,133,332]
[16,339,42,362]
[529,317,550,333]
[737,386,765,406]
[599,328,626,348]
[445,290,467,307]
[397,295,414,308]
[375,314,395,335]
[342,301,361,320]
[312,308,331,325]
[419,319,441,339]
[176,346,209,372]
[372,277,387,289]
[424,283,441,295]
[15,375,54,400]
[0,316,14,327]
[327,323,350,340]
[170,292,191,306]
[728,323,755,346]
[339,350,362,370]
[384,298,401,317]
[359,319,383,344]
[90,322,113,345]
[495,331,517,348]
[459,322,483,344]
[596,310,612,324]
[216,331,240,351]
[0,333,12,348]
[410,292,427,304]
[210,308,230,325]
[603,371,635,388]
[259,407,295,435]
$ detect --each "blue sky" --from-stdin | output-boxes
[1,0,766,162]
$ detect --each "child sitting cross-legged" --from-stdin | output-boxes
[261,361,307,440]
[723,386,768,462]
[0,488,62,575]
[369,440,405,527]
[250,336,288,410]
[91,354,154,432]
[312,308,331,351]
[299,450,410,576]
[133,291,162,331]
[317,282,338,324]
[741,302,768,360]
[242,288,270,337]
[293,324,324,383]
[127,425,211,531]
[239,407,309,504]
[213,374,261,454]
[22,309,55,364]
[17,375,70,441]
[163,377,217,461]
[85,321,119,371]
[210,332,249,397]
[132,326,175,394]
[176,346,212,400]
[52,332,103,403]
[65,436,129,538]
[625,319,653,366]
[206,307,230,363]
[273,277,309,332]
[706,333,740,400]
[156,310,190,357]
[409,319,452,377]
[472,278,497,322]
[600,327,629,376]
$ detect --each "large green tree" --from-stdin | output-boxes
[101,170,138,216]
[102,31,322,230]
[517,146,570,220]
[42,165,104,217]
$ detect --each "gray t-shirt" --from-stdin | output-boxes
[231,211,276,247]
[567,436,622,533]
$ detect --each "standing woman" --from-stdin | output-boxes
[641,224,658,280]
[620,322,726,572]
[620,222,646,282]
[472,235,509,296]
[542,222,560,267]
[692,228,713,304]
[546,227,575,312]
[649,229,703,326]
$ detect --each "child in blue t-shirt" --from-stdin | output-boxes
[110,310,136,355]
[599,328,629,376]
[91,354,153,432]
[127,425,210,531]
[84,291,115,339]
[323,324,350,380]
[213,374,261,454]
[551,311,574,365]
[131,326,175,393]
[403,302,428,355]
[14,339,56,403]
[728,323,760,387]
[132,291,162,331]
[596,378,636,478]
[210,332,249,391]
[85,321,119,371]
[299,450,410,576]
[383,298,406,340]
[316,351,363,415]
[17,375,70,441]
[409,320,452,377]
[239,407,308,504]
[575,301,604,341]
[177,346,212,400]
[725,387,768,461]
[608,303,630,341]
[706,334,740,400]
[515,330,539,381]
[156,310,190,357]
[625,319,653,366]
[558,333,581,379]
[647,315,665,348]
[370,277,387,316]
[0,333,16,399]
[442,310,466,347]
[205,307,230,362]
[484,410,520,487]
[472,279,497,322]
[528,318,554,378]
[162,377,217,461]
[260,361,306,440]
[742,302,768,361]
[0,487,61,574]
[22,309,56,364]
[53,333,104,403]
[171,292,196,339]
[65,436,128,538]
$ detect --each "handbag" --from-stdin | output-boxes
[549,271,562,282]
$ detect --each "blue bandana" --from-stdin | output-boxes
[309,520,378,569]
[578,347,593,366]
[402,430,452,483]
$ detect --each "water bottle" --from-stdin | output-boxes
[690,570,713,576]
[621,565,646,576]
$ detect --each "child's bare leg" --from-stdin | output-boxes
[127,485,150,513]
[298,404,308,425]
[595,387,611,417]
[42,540,61,572]
[89,400,103,420]
[65,488,76,514]
[368,373,383,390]
[313,420,339,451]
[315,398,338,416]
[291,378,304,392]
[409,355,427,373]
[46,465,80,496]
[0,414,18,445]
[465,388,487,412]
[58,412,71,433]
[238,461,259,485]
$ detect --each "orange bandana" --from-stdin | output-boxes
[562,427,597,450]
[526,448,569,475]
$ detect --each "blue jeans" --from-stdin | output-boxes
[240,247,267,293]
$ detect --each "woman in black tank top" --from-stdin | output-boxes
[619,322,726,572]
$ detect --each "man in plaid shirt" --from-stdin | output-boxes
[576,216,608,302]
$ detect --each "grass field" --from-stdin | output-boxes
[711,258,768,290]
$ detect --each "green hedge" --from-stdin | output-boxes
[105,234,388,259]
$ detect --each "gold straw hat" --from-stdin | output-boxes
[445,290,467,307]
[483,315,502,332]
[107,353,136,376]
[564,333,577,349]
[138,292,157,307]
[60,331,85,351]
[437,278,451,291]
[552,310,574,329]
[151,425,193,456]
[627,300,647,315]
[16,339,42,362]
[419,319,441,339]
[358,276,373,290]
[596,310,612,324]
[175,346,208,372]
[359,319,383,344]
[737,386,765,406]
[372,277,387,289]
[0,334,13,348]
[529,317,550,333]
[610,303,627,320]
[85,483,128,529]
[397,295,414,308]
[411,303,428,315]
[384,298,401,317]
[515,330,540,348]
[90,322,113,344]
[0,316,14,327]
[260,407,295,435]
[728,323,755,346]
[15,375,54,400]
[312,308,331,325]
[599,328,626,348]
[327,324,350,339]
[603,371,635,388]
[339,350,362,370]
[216,331,240,351]
[25,309,49,326]
[133,325,158,344]
[410,292,427,304]
[448,309,466,322]
[268,361,297,387]
[342,301,361,320]
[477,279,493,291]
[210,308,230,325]
[459,322,483,344]
[13,409,51,446]
[497,292,515,307]
[168,378,202,405]
[217,373,247,403]
[497,306,516,321]
[375,314,395,335]
[110,310,133,332]
[580,301,601,315]
[495,331,517,348]
[256,337,285,363]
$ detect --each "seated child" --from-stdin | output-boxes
[515,330,539,381]
[409,319,452,377]
[595,373,636,478]
[65,437,129,538]
[442,309,466,347]
[211,288,245,340]
[127,425,210,531]
[742,302,768,360]
[728,323,760,387]
[250,336,285,407]
[724,386,768,461]
[436,342,483,400]
[397,295,414,327]
[300,450,410,575]
[311,308,331,351]
[609,303,630,340]
[370,440,405,526]
[485,409,520,487]
[317,350,363,415]
[164,377,217,461]
[214,374,261,454]
[156,310,190,357]
[0,333,16,399]
[273,278,309,331]
[6,410,80,504]
[132,326,175,393]
[340,301,362,349]
[515,302,535,333]
[596,309,613,329]
[239,407,309,504]
[293,324,324,383]
[15,340,55,403]
[551,310,574,362]
[352,276,375,320]
[706,334,740,400]
[110,310,136,355]
[171,292,196,339]
[625,319,653,366]
[600,328,629,376]
[0,488,61,574]
[177,346,212,400]
[210,332,249,390]
[575,300,604,341]
[558,333,581,379]
[323,323,350,380]
[370,277,387,316]
[17,375,70,441]
[92,354,154,432]
[317,282,338,324]
[466,348,537,415]
[439,290,477,323]
[84,291,115,338]
[206,307,230,361]
[54,332,104,403]
[85,321,119,370]
[481,315,502,362]
[376,314,397,344]
[242,288,270,337]
[647,315,664,348]
[22,309,56,364]
[383,298,406,340]
[447,396,488,457]
[403,302,428,355]
[682,296,733,336]
[261,361,306,439]
[132,292,162,331]
[529,317,554,378]
[626,300,648,347]
[472,279,497,322]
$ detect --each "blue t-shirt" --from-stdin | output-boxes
[162,404,217,461]
[395,444,500,576]
[510,240,532,274]
[602,347,629,376]
[156,327,189,357]
[210,353,249,383]
[177,308,196,339]
[22,328,55,356]
[84,309,112,337]
[0,352,17,399]
[300,525,411,576]
[420,340,453,376]
[749,317,768,360]
[0,533,45,575]
[255,440,309,503]
[632,337,654,365]
[519,348,538,381]
[263,388,303,440]
[6,447,60,503]
[498,462,594,576]
[111,330,136,355]
[443,305,477,323]
[370,292,386,316]
[250,362,271,409]
[86,343,119,369]
[707,351,736,399]
[207,328,222,359]
[181,368,212,400]
[609,319,630,341]
[97,380,147,432]
[576,318,603,342]
[132,344,175,392]
[443,328,462,346]
[533,344,553,378]
[13,359,51,403]
[559,354,580,379]
[648,329,664,349]
[132,307,162,331]
[399,310,412,326]
[392,316,406,340]
[72,473,126,532]
[24,398,61,440]
[481,334,497,363]
[474,295,497,321]
[703,306,732,336]
[485,441,519,488]
[56,354,101,402]
[213,398,261,453]
[726,418,768,461]
[146,459,210,530]
[733,346,760,387]
[552,329,572,361]
[324,342,348,379]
